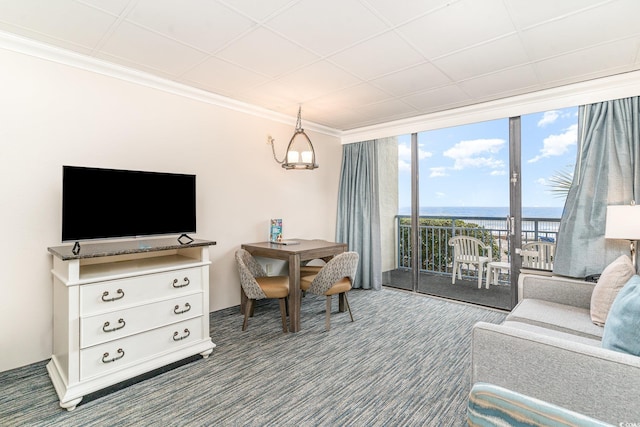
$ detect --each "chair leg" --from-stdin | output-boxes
[242,299,254,331]
[478,265,483,289]
[452,261,457,284]
[342,292,354,322]
[325,295,332,331]
[278,298,288,333]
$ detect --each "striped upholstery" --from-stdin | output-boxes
[467,383,613,427]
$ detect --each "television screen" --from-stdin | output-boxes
[62,166,196,242]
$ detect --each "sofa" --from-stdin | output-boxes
[471,273,640,424]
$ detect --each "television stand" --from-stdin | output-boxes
[46,237,216,410]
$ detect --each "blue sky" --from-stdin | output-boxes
[397,106,578,209]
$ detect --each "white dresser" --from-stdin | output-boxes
[47,238,216,411]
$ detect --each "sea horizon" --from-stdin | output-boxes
[398,206,563,218]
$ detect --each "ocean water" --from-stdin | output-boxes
[398,206,563,219]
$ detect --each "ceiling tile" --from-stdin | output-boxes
[311,83,392,110]
[520,0,640,60]
[217,0,293,22]
[275,61,362,101]
[216,27,319,78]
[458,65,539,99]
[355,99,418,120]
[363,0,454,25]
[398,0,515,59]
[77,0,132,16]
[402,85,470,111]
[126,0,255,53]
[182,57,268,96]
[0,0,117,49]
[534,37,639,84]
[236,79,302,111]
[433,35,529,81]
[505,0,607,29]
[328,31,424,80]
[265,0,388,56]
[371,62,451,96]
[100,21,208,75]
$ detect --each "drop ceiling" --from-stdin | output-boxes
[1,0,639,131]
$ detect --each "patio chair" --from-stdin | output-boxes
[521,241,555,271]
[449,235,492,289]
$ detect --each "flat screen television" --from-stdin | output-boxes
[62,166,196,243]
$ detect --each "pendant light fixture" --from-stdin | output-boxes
[268,106,318,170]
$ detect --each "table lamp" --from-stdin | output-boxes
[605,204,640,266]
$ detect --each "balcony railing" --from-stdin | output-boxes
[395,215,560,283]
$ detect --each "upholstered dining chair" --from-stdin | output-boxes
[300,251,359,331]
[448,235,492,289]
[235,249,289,333]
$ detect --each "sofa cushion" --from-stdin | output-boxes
[590,254,635,326]
[501,320,602,347]
[602,275,640,356]
[506,299,604,340]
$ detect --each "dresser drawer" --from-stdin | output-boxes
[80,294,203,348]
[80,317,203,381]
[80,267,203,316]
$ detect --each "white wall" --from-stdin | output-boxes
[0,47,342,372]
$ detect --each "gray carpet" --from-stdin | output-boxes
[0,288,506,426]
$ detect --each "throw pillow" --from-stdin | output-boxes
[590,254,635,326]
[602,274,640,356]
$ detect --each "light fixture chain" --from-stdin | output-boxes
[268,136,285,164]
[295,106,302,131]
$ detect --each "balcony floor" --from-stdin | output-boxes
[384,269,513,311]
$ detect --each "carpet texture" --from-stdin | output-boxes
[0,288,506,426]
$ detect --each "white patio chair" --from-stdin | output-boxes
[448,235,492,289]
[521,241,555,271]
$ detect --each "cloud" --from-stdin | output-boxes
[490,170,506,176]
[443,138,505,171]
[535,178,546,185]
[430,167,448,178]
[537,110,560,127]
[528,124,577,163]
[398,142,432,172]
[435,192,445,198]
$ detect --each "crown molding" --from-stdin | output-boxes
[341,69,640,144]
[0,30,341,138]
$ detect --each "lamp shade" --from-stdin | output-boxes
[605,205,640,240]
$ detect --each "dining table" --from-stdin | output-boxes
[240,239,347,332]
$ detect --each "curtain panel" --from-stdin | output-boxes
[336,141,382,290]
[554,96,640,277]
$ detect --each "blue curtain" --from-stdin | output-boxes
[336,141,382,290]
[554,96,640,277]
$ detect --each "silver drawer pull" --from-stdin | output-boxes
[173,328,190,341]
[174,302,191,315]
[102,348,125,363]
[172,277,190,288]
[102,318,126,333]
[101,289,124,302]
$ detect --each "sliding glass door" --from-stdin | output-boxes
[382,108,576,310]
